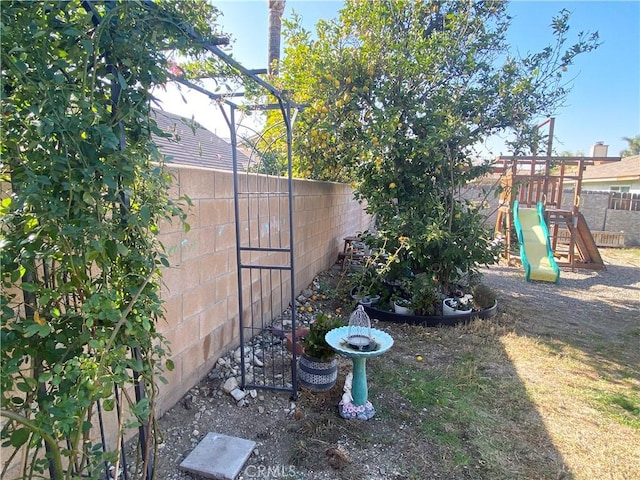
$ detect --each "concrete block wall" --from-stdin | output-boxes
[606,210,640,246]
[1,167,372,476]
[560,190,609,231]
[560,190,640,245]
[156,166,373,414]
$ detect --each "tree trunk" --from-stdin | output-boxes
[267,0,286,76]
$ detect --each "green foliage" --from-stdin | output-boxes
[471,283,497,310]
[621,135,640,157]
[349,237,409,299]
[273,0,599,288]
[302,313,343,361]
[410,273,441,316]
[0,1,225,477]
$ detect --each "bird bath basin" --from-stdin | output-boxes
[325,326,394,420]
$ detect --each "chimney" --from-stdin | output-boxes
[590,142,608,163]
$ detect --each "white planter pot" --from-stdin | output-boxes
[350,287,380,306]
[392,301,413,315]
[359,295,380,307]
[442,298,472,316]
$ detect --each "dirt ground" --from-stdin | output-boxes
[152,248,640,480]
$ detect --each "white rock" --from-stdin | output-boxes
[230,388,246,401]
[252,357,264,367]
[249,389,258,398]
[221,377,238,393]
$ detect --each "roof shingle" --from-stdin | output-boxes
[151,109,252,170]
[582,155,640,181]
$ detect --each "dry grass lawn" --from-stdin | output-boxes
[155,248,639,480]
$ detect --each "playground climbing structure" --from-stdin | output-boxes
[493,118,621,271]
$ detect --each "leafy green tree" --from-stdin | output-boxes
[621,135,640,157]
[1,1,225,477]
[272,0,599,290]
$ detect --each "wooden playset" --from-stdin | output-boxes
[493,118,621,272]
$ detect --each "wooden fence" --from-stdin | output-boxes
[608,192,640,211]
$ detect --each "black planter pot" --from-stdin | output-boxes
[362,301,498,327]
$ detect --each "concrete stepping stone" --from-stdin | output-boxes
[179,432,256,480]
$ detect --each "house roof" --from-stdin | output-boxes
[582,155,640,182]
[151,109,252,170]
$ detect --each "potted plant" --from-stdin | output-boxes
[410,273,440,316]
[349,262,382,306]
[389,294,411,315]
[442,289,473,316]
[389,276,414,314]
[471,283,497,311]
[298,313,344,392]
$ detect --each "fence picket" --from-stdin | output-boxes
[608,192,640,211]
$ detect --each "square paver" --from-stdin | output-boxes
[179,432,256,480]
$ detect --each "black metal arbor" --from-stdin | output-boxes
[130,14,305,480]
[173,46,305,396]
[120,10,303,480]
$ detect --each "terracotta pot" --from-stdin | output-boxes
[284,327,310,356]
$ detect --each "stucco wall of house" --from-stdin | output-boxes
[582,181,640,194]
[156,166,374,414]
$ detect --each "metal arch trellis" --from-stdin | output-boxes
[171,42,306,397]
[11,1,299,478]
[119,0,307,398]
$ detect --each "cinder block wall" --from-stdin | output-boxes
[156,166,373,414]
[559,190,639,246]
[606,210,640,245]
[560,190,609,231]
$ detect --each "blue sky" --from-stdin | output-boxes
[157,0,640,158]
